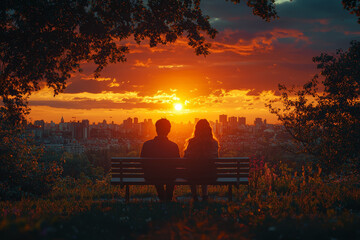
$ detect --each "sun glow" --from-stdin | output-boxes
[174,103,183,111]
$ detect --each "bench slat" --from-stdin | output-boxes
[111,168,144,173]
[214,164,249,168]
[111,168,250,174]
[111,177,249,185]
[111,157,249,161]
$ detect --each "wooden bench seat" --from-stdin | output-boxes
[111,157,250,202]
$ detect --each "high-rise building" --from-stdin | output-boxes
[219,114,227,124]
[61,116,64,123]
[34,120,45,128]
[123,117,133,128]
[34,120,45,139]
[134,117,138,124]
[228,116,237,123]
[71,121,84,140]
[238,117,246,125]
[254,118,263,126]
[82,120,90,139]
[228,116,238,130]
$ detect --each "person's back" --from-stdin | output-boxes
[140,118,179,201]
[141,135,179,181]
[141,136,179,158]
[184,137,218,183]
[184,119,219,201]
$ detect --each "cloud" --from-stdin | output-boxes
[133,58,152,67]
[210,28,309,55]
[158,65,184,69]
[30,99,165,110]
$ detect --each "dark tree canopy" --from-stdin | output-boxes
[268,41,360,173]
[0,0,359,126]
[0,0,279,126]
[342,0,360,23]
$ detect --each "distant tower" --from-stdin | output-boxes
[61,116,64,123]
[228,116,237,123]
[238,117,246,125]
[219,114,227,124]
[254,118,263,126]
[134,117,139,124]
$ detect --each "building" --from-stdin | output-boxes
[34,120,45,139]
[228,116,238,130]
[228,116,237,123]
[238,117,246,125]
[219,114,227,124]
[82,120,90,139]
[254,118,263,126]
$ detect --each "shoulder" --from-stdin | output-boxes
[186,138,197,146]
[143,139,153,146]
[167,140,179,149]
[142,139,155,148]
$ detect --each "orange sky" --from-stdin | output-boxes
[27,0,360,124]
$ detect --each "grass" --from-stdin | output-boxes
[1,164,360,239]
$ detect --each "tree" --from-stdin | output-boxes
[0,131,63,200]
[342,0,360,23]
[0,0,278,125]
[268,41,360,173]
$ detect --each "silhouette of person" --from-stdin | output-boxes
[184,119,219,201]
[140,118,179,201]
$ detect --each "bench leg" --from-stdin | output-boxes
[228,185,232,202]
[125,185,130,203]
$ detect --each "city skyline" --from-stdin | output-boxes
[28,114,270,126]
[27,112,274,156]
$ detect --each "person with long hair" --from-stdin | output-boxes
[184,119,219,201]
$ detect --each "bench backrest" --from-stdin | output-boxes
[111,157,250,185]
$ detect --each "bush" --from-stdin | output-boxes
[0,128,63,200]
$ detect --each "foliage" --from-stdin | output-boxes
[62,152,92,179]
[0,128,63,200]
[0,0,279,121]
[342,0,360,23]
[0,163,360,239]
[268,41,360,173]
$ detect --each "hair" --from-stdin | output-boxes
[155,118,171,136]
[185,119,218,148]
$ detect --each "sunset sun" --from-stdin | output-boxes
[174,103,183,111]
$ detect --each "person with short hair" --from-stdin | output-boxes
[140,118,179,201]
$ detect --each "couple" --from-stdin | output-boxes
[140,118,219,202]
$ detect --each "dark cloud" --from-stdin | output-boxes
[30,99,166,110]
[65,79,112,94]
[246,89,262,96]
[202,0,359,51]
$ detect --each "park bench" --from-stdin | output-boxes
[111,157,250,202]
